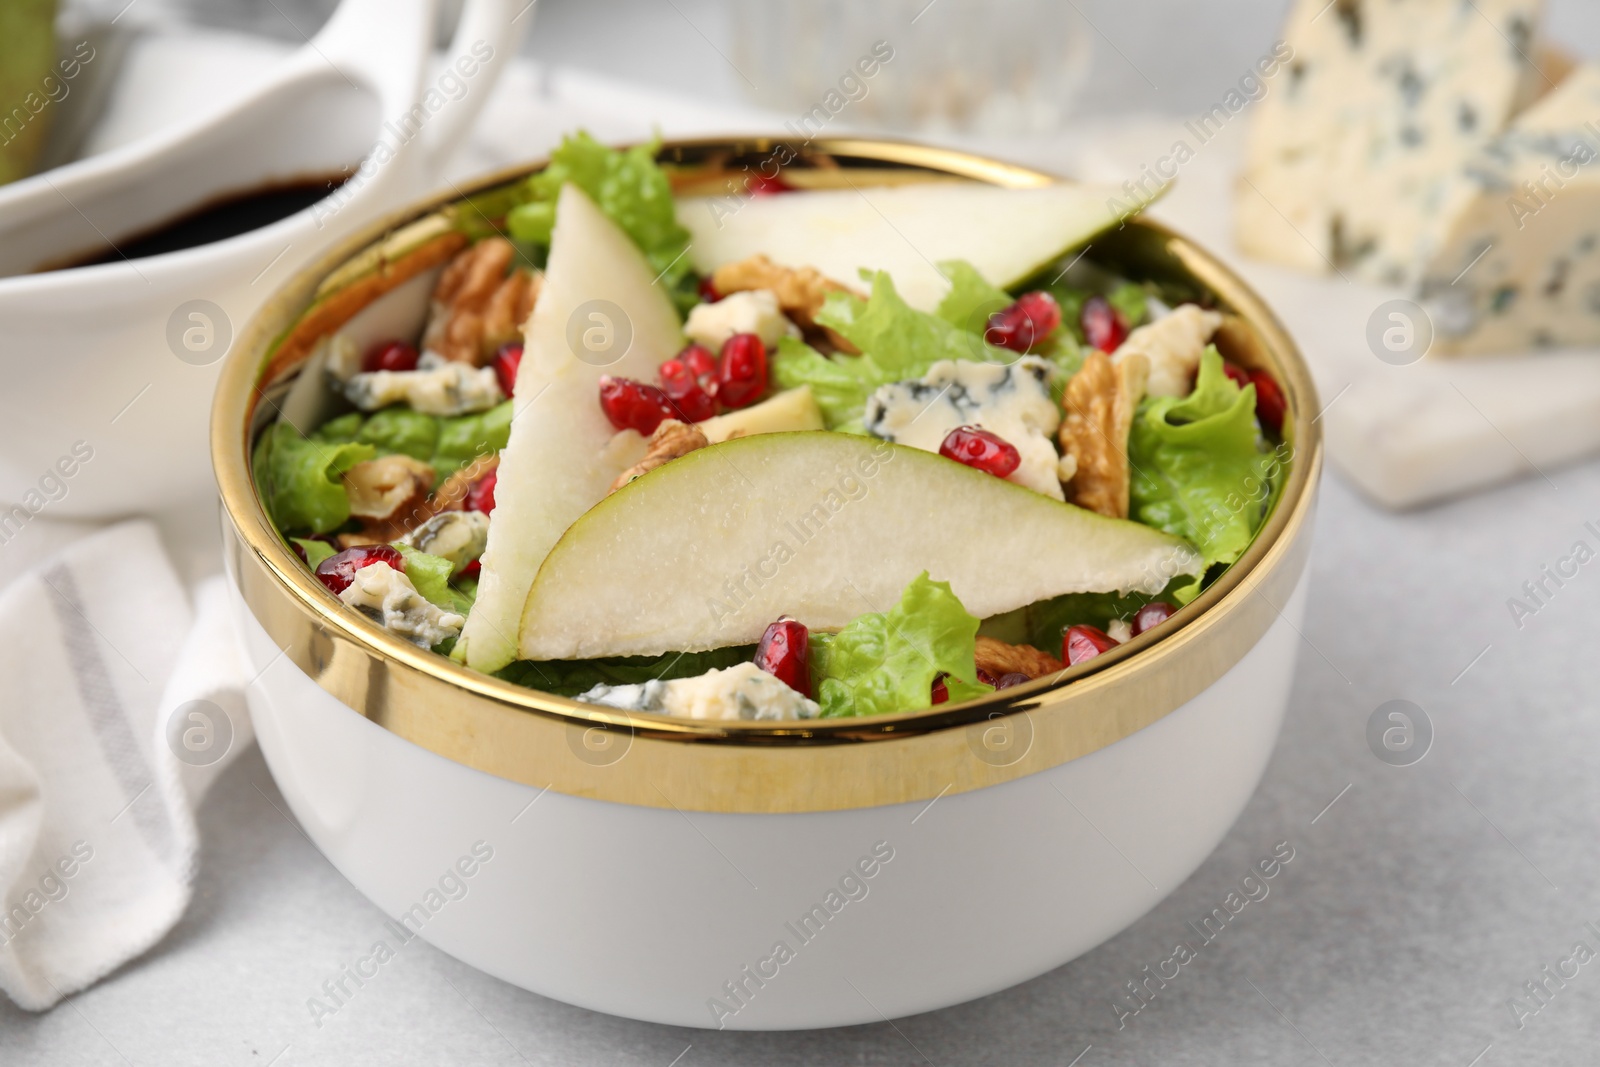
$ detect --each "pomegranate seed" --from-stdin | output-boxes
[1249,369,1286,435]
[717,334,768,408]
[659,353,719,422]
[1063,624,1119,666]
[1131,601,1176,636]
[680,343,718,386]
[316,545,404,595]
[493,342,522,397]
[1080,296,1128,353]
[939,426,1021,479]
[754,616,811,698]
[599,375,676,435]
[746,173,792,195]
[985,291,1061,353]
[362,340,419,373]
[995,672,1031,690]
[1222,361,1251,389]
[458,559,482,579]
[698,277,722,303]
[465,470,497,514]
[931,674,950,705]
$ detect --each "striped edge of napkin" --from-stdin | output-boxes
[0,520,252,1011]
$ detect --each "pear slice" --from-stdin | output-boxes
[518,432,1201,661]
[675,181,1164,311]
[460,185,685,671]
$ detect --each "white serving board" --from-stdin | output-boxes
[1067,117,1600,509]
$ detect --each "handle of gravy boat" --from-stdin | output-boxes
[424,0,530,170]
[310,0,529,188]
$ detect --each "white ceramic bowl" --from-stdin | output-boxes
[215,139,1321,1029]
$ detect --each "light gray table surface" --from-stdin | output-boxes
[8,2,1600,1063]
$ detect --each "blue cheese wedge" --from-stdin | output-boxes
[339,562,465,649]
[339,352,503,416]
[863,357,1063,499]
[1419,65,1600,354]
[1238,0,1543,285]
[576,661,819,721]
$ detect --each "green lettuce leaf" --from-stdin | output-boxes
[495,645,757,698]
[1038,336,1085,403]
[392,543,471,615]
[1018,578,1194,653]
[1128,346,1269,588]
[505,131,694,308]
[290,537,338,570]
[311,412,363,444]
[1107,281,1150,330]
[1041,283,1089,344]
[253,422,375,535]
[935,259,1010,333]
[773,271,1014,431]
[434,400,512,479]
[934,258,1083,398]
[811,572,991,718]
[356,407,438,462]
[308,401,510,489]
[769,336,890,433]
[819,271,1009,373]
[448,178,536,242]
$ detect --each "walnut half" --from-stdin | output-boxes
[974,636,1065,680]
[339,454,436,546]
[1059,349,1149,520]
[423,237,542,366]
[710,253,860,351]
[338,453,498,549]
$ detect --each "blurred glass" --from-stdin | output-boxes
[732,0,1093,136]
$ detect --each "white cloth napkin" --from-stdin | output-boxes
[0,521,252,1010]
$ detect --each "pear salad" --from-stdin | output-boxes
[251,134,1292,722]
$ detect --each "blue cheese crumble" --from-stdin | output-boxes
[576,661,819,721]
[402,510,490,572]
[684,289,800,350]
[341,355,503,416]
[339,562,465,649]
[1112,304,1222,398]
[327,341,503,417]
[862,357,1064,499]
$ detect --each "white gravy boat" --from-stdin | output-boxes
[0,0,525,518]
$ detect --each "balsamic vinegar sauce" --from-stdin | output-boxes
[48,171,351,271]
